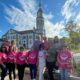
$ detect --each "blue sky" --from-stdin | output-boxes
[0,0,80,38]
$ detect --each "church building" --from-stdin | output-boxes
[2,2,45,49]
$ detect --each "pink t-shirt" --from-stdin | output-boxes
[57,49,72,69]
[7,51,16,63]
[43,41,49,50]
[0,52,7,63]
[16,51,26,65]
[0,52,3,60]
[27,50,38,64]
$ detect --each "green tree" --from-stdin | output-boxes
[65,20,76,33]
[65,20,80,49]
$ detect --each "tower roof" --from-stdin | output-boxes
[38,0,43,12]
[38,7,43,13]
[39,0,42,8]
[37,0,43,17]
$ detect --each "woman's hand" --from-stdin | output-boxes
[25,59,28,64]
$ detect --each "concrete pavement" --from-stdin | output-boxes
[4,73,30,80]
[4,68,30,80]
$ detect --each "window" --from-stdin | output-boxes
[29,35,32,39]
[23,36,26,39]
[19,35,21,38]
[7,36,9,39]
[24,41,25,43]
[19,41,21,45]
[11,35,13,39]
[29,39,32,44]
[13,35,15,39]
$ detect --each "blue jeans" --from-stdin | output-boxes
[29,64,37,79]
[60,68,70,80]
[0,63,7,80]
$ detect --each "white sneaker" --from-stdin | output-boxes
[33,79,36,80]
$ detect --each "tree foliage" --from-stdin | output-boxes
[65,20,80,34]
[65,20,80,49]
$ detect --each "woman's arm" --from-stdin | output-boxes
[0,61,6,68]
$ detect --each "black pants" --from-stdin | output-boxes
[29,64,37,79]
[0,63,7,80]
[17,64,25,80]
[46,61,56,80]
[7,63,16,80]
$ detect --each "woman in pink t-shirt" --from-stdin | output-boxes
[7,46,16,80]
[0,46,8,80]
[16,47,26,80]
[26,47,38,80]
[57,45,72,80]
[42,37,49,50]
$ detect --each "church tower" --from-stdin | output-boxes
[36,0,45,36]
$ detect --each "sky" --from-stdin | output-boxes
[0,0,80,38]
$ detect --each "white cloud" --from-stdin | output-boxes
[5,0,36,30]
[44,12,54,20]
[45,20,65,38]
[61,0,80,22]
[75,12,80,31]
[4,0,65,38]
[19,0,36,13]
[61,0,80,33]
[75,12,80,24]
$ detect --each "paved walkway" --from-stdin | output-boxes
[4,73,30,80]
[3,68,80,80]
[4,68,30,80]
[5,74,80,80]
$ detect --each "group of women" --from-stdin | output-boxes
[0,36,49,80]
[0,36,73,80]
